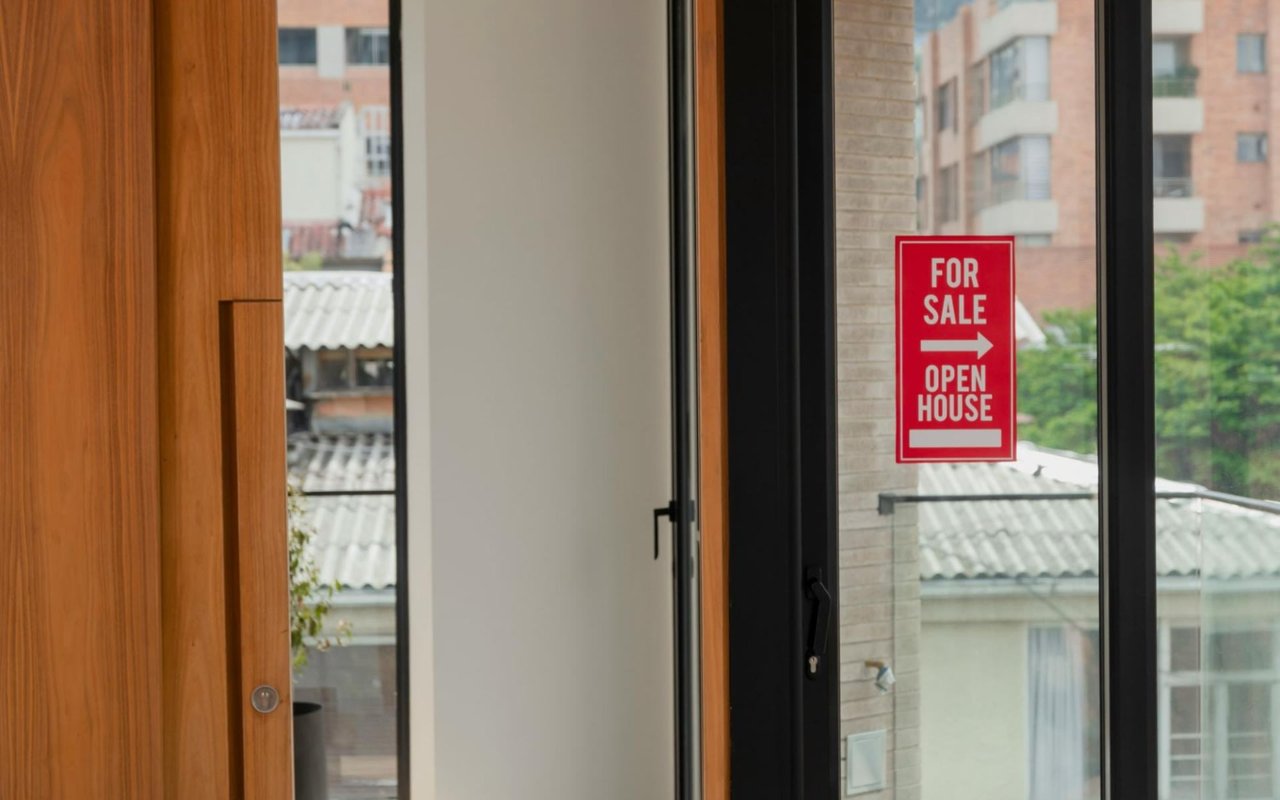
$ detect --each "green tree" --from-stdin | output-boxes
[1017,308,1097,456]
[1018,235,1280,498]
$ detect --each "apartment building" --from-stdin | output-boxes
[278,0,391,247]
[278,0,390,110]
[916,0,1280,315]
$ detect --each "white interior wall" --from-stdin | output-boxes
[402,1,674,797]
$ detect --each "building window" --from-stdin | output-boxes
[356,350,395,388]
[1153,37,1197,97]
[346,27,391,66]
[1154,135,1193,196]
[310,348,396,393]
[278,28,318,66]
[983,135,1050,207]
[1238,133,1269,163]
[936,164,959,223]
[365,133,392,178]
[935,80,956,133]
[989,37,1050,110]
[314,350,353,391]
[1239,229,1265,244]
[1238,34,1267,73]
[1162,625,1280,800]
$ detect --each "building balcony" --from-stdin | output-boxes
[1153,0,1204,35]
[980,0,1058,58]
[977,86,1057,151]
[1153,178,1204,232]
[976,180,1057,235]
[1152,95,1203,134]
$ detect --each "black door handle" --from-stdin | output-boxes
[653,501,677,559]
[806,567,831,677]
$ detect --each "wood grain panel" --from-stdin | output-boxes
[154,0,287,794]
[695,0,730,796]
[221,302,293,800]
[0,0,162,796]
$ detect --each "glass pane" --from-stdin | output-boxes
[838,0,1099,793]
[279,0,399,796]
[1153,5,1280,800]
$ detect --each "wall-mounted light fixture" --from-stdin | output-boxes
[864,660,896,694]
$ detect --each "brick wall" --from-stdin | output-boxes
[835,0,922,796]
[1195,0,1271,245]
[277,0,389,111]
[278,0,387,27]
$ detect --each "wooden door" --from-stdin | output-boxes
[154,0,292,796]
[1,0,291,796]
[0,2,163,795]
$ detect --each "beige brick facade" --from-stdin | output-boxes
[836,0,922,795]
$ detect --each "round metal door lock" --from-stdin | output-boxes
[250,684,280,714]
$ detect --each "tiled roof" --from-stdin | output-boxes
[279,105,346,131]
[288,433,395,591]
[918,444,1280,582]
[284,222,344,259]
[283,270,393,351]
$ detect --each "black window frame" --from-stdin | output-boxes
[347,26,391,66]
[1238,33,1267,74]
[1238,132,1269,163]
[278,27,318,66]
[721,0,1160,797]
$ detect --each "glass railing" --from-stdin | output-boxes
[989,80,1051,112]
[1155,176,1195,198]
[975,176,1052,209]
[1153,75,1198,98]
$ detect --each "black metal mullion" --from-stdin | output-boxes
[725,0,805,793]
[725,0,837,794]
[1097,0,1157,797]
[667,0,697,795]
[387,0,411,795]
[796,0,839,794]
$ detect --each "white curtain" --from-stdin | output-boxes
[1021,136,1052,200]
[1022,36,1051,101]
[1028,626,1087,800]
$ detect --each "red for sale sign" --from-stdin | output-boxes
[895,236,1016,463]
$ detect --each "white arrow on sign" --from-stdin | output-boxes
[919,332,993,359]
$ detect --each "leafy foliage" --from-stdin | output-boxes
[284,251,324,272]
[1018,234,1280,498]
[288,482,351,671]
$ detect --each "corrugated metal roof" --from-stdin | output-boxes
[304,494,396,590]
[919,444,1280,582]
[283,432,1280,589]
[283,271,393,352]
[288,432,395,492]
[288,433,395,590]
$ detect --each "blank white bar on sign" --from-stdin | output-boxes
[909,429,1002,448]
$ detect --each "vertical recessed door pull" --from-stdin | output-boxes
[806,568,832,677]
[653,501,678,559]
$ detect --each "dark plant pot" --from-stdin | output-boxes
[293,701,328,800]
